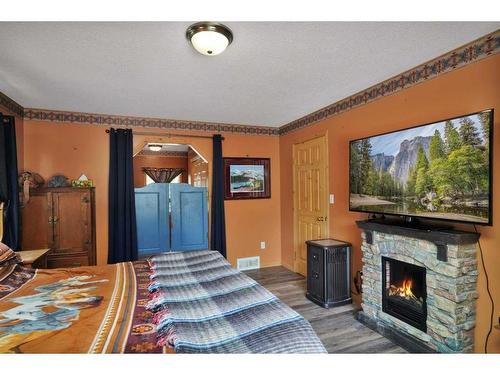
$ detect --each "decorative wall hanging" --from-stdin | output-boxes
[18,171,44,206]
[143,167,185,183]
[223,157,270,200]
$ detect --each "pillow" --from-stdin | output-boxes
[0,242,21,265]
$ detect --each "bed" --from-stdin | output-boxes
[0,248,326,354]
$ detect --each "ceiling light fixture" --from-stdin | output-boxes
[186,22,233,56]
[148,144,163,152]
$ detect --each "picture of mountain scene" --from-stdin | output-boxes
[230,165,265,192]
[349,111,492,223]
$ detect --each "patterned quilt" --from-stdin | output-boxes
[147,250,327,353]
[0,261,161,353]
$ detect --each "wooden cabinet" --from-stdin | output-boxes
[305,239,352,308]
[21,187,96,268]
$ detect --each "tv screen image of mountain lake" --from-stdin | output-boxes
[349,112,491,223]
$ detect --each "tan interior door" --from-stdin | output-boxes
[293,135,329,276]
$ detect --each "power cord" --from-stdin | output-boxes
[474,224,495,354]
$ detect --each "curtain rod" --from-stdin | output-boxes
[105,129,224,140]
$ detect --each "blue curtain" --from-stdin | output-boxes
[210,134,226,257]
[108,128,138,263]
[0,114,20,249]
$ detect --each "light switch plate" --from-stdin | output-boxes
[260,241,266,250]
[329,194,335,204]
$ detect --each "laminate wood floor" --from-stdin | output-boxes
[245,266,406,353]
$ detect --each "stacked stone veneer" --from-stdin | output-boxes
[360,230,479,353]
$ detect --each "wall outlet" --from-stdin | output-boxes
[329,194,335,204]
[260,241,266,250]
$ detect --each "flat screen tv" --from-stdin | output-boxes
[349,110,493,225]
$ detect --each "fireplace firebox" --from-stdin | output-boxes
[382,257,427,332]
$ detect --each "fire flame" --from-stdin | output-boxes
[388,278,417,300]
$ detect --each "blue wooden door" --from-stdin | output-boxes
[170,183,209,252]
[135,183,170,257]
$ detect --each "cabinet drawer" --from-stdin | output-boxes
[307,269,324,299]
[307,245,324,299]
[308,246,323,269]
[47,255,89,268]
[52,246,89,255]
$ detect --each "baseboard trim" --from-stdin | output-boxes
[281,262,294,272]
[259,261,282,269]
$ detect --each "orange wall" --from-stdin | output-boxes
[22,123,281,268]
[133,154,188,187]
[279,55,500,353]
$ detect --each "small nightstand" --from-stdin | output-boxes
[16,249,50,269]
[305,239,352,308]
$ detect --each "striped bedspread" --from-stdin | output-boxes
[147,250,327,353]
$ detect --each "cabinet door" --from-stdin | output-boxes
[307,245,324,300]
[21,192,53,250]
[52,191,91,255]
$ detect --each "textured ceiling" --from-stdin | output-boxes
[0,22,498,127]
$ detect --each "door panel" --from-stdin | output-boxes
[52,191,90,255]
[21,193,53,250]
[135,183,169,257]
[293,135,328,276]
[170,184,208,252]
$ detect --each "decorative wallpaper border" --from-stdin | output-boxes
[137,150,188,158]
[22,108,280,136]
[0,91,24,117]
[1,29,498,136]
[278,29,500,135]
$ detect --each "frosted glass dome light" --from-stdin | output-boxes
[148,144,162,152]
[186,22,233,56]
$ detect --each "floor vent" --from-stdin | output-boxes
[237,256,260,271]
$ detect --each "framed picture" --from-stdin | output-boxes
[223,157,271,200]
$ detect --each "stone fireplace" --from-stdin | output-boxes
[356,219,480,353]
